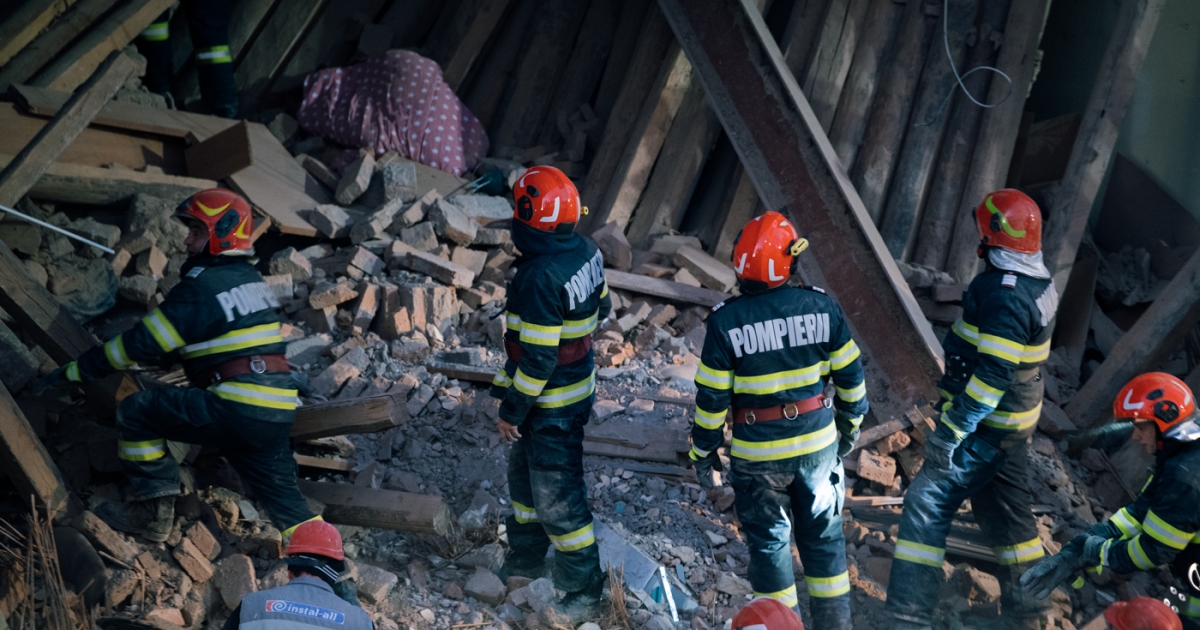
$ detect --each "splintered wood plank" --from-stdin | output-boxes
[0,103,186,173]
[0,382,81,519]
[185,120,253,180]
[802,0,871,131]
[709,167,763,264]
[826,0,902,167]
[536,0,621,145]
[298,481,452,535]
[583,422,689,464]
[292,395,406,442]
[0,0,74,68]
[427,0,514,92]
[32,0,174,93]
[234,0,325,114]
[0,156,216,205]
[0,0,119,93]
[294,454,354,472]
[461,0,538,127]
[604,269,729,307]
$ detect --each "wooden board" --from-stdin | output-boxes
[270,0,390,95]
[0,381,81,519]
[779,0,835,79]
[0,156,216,205]
[0,0,73,68]
[427,0,514,92]
[0,0,119,93]
[0,104,186,173]
[234,0,325,114]
[292,395,406,442]
[185,121,253,181]
[536,0,620,144]
[32,0,174,93]
[427,362,497,384]
[604,269,730,307]
[826,0,902,167]
[459,0,537,127]
[802,0,871,131]
[590,0,650,121]
[293,454,354,472]
[583,422,689,464]
[298,481,452,535]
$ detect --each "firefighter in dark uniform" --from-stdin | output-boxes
[691,211,868,630]
[136,1,238,118]
[1023,373,1200,629]
[224,519,372,630]
[885,190,1059,629]
[36,189,316,542]
[490,166,612,622]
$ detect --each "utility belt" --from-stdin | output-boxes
[504,334,592,365]
[733,393,830,425]
[190,353,289,387]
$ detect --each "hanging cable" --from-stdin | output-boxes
[916,0,1015,126]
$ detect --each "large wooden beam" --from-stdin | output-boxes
[656,0,944,423]
[0,157,215,205]
[427,0,515,92]
[0,0,118,94]
[234,0,325,115]
[826,0,902,168]
[1043,0,1166,291]
[298,481,452,536]
[801,0,870,131]
[0,0,73,69]
[0,381,81,519]
[604,270,730,307]
[291,395,407,442]
[31,0,173,93]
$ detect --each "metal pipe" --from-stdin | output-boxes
[0,203,115,254]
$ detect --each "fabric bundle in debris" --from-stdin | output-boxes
[298,50,488,177]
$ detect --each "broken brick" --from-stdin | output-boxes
[269,247,313,281]
[213,554,257,611]
[592,222,632,271]
[185,522,221,561]
[335,152,375,205]
[172,537,215,583]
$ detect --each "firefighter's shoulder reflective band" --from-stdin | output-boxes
[1144,510,1193,550]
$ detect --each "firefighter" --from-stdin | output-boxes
[35,189,316,542]
[224,519,372,630]
[136,1,238,118]
[691,211,867,629]
[1022,373,1200,630]
[1103,598,1183,630]
[884,189,1058,629]
[732,596,806,630]
[490,166,612,622]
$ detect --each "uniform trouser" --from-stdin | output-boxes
[116,385,314,532]
[729,441,851,630]
[886,429,1049,626]
[137,0,237,118]
[505,409,601,594]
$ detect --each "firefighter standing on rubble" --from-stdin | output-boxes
[1022,373,1200,629]
[35,189,317,542]
[490,165,612,622]
[884,189,1059,629]
[136,0,239,118]
[690,211,867,630]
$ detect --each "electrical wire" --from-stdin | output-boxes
[916,0,1015,126]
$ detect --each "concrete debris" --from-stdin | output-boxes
[463,568,506,606]
[336,152,376,205]
[311,204,355,240]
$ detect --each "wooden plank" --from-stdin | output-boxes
[604,269,730,307]
[0,103,186,173]
[427,0,514,92]
[592,0,652,121]
[942,0,1051,283]
[234,0,325,115]
[709,168,762,263]
[1043,0,1167,291]
[173,0,277,107]
[0,156,215,205]
[826,0,902,167]
[802,0,870,131]
[427,362,496,384]
[583,422,688,464]
[879,0,982,260]
[32,0,173,93]
[1066,248,1200,429]
[293,454,354,472]
[292,395,406,442]
[1052,244,1099,368]
[185,121,253,181]
[298,480,452,536]
[271,0,390,95]
[778,0,835,79]
[460,0,537,128]
[0,0,73,69]
[536,0,621,145]
[0,0,119,93]
[0,381,81,519]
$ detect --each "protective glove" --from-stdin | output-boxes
[690,449,724,490]
[30,363,77,396]
[835,410,862,457]
[923,423,960,473]
[1020,534,1100,600]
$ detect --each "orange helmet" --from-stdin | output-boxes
[1113,373,1200,441]
[174,188,253,256]
[975,189,1042,254]
[732,597,804,630]
[284,518,344,561]
[513,166,583,234]
[1104,597,1182,630]
[731,211,809,290]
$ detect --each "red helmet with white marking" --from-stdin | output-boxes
[1113,372,1200,441]
[732,597,804,630]
[513,166,583,234]
[731,211,809,290]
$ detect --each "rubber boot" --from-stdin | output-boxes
[495,551,547,583]
[544,574,605,624]
[810,594,852,630]
[94,497,175,542]
[997,560,1053,630]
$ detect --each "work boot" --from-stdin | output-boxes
[495,552,547,583]
[94,497,175,542]
[544,578,605,624]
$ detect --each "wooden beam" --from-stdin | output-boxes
[802,0,870,131]
[460,0,538,128]
[826,0,902,167]
[427,0,515,92]
[708,168,762,264]
[0,381,81,519]
[1066,248,1200,429]
[298,481,452,535]
[270,0,391,95]
[536,0,621,145]
[291,395,406,442]
[584,422,688,464]
[0,0,119,93]
[427,362,496,385]
[32,0,173,93]
[293,454,354,472]
[604,269,730,307]
[778,0,835,80]
[234,0,325,115]
[0,156,216,205]
[1043,0,1167,291]
[184,121,253,181]
[591,0,652,121]
[0,0,72,69]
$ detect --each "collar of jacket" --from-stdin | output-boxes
[987,248,1051,279]
[511,221,583,260]
[181,252,253,275]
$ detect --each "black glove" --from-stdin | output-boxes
[30,363,75,396]
[1020,534,1102,599]
[835,411,862,457]
[923,423,960,473]
[690,449,723,490]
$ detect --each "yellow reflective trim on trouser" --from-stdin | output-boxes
[512,501,539,524]
[492,371,511,388]
[695,361,733,390]
[694,406,726,430]
[281,515,324,541]
[1144,510,1193,550]
[196,45,232,64]
[550,522,595,552]
[143,308,185,353]
[118,439,166,462]
[180,323,283,359]
[518,322,562,346]
[993,538,1045,565]
[560,312,598,338]
[965,375,1003,407]
[754,585,799,607]
[894,540,945,567]
[210,382,299,410]
[828,340,861,371]
[1100,539,1113,567]
[1128,534,1155,569]
[535,372,595,408]
[806,572,850,598]
[978,333,1023,364]
[952,319,979,344]
[688,446,710,461]
[981,403,1042,431]
[513,369,547,397]
[65,362,81,382]
[835,381,866,403]
[140,22,169,41]
[733,363,828,395]
[730,422,837,461]
[1112,507,1142,539]
[105,334,135,370]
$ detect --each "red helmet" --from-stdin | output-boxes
[174,188,253,256]
[974,189,1042,254]
[731,211,809,290]
[732,597,804,630]
[284,518,344,561]
[1104,597,1182,630]
[1113,373,1200,441]
[513,166,583,234]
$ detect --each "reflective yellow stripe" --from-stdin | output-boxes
[730,422,836,461]
[599,282,609,299]
[695,362,733,390]
[1022,339,1051,363]
[492,371,511,388]
[1144,510,1192,550]
[754,585,798,607]
[978,333,1023,364]
[549,522,595,552]
[953,318,1048,365]
[841,414,863,428]
[694,406,726,430]
[1186,596,1200,618]
[1128,535,1155,569]
[688,446,710,461]
[196,45,232,64]
[952,319,979,344]
[733,363,828,396]
[512,369,547,397]
[281,516,324,541]
[806,572,850,598]
[118,439,166,462]
[895,540,945,567]
[965,375,1003,407]
[143,308,185,353]
[512,501,539,524]
[828,340,861,371]
[1100,539,1113,566]
[505,311,521,331]
[835,381,866,403]
[993,538,1044,565]
[519,322,562,346]
[64,362,81,382]
[561,312,598,339]
[981,403,1041,431]
[940,415,968,440]
[210,382,298,410]
[1112,507,1142,538]
[180,324,283,359]
[105,335,135,370]
[140,22,169,41]
[535,372,595,408]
